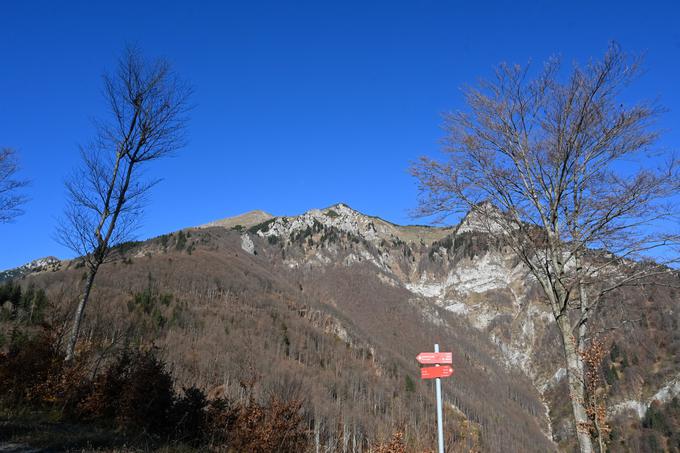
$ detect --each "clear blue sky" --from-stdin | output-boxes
[1,0,679,269]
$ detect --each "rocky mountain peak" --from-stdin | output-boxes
[233,202,456,248]
[253,202,386,243]
[0,256,62,282]
[456,202,509,235]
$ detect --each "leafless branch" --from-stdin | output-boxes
[411,43,679,453]
[0,148,29,223]
[57,46,192,361]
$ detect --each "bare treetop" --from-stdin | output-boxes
[0,148,28,223]
[57,47,192,361]
[412,44,679,453]
[58,47,192,261]
[101,47,192,163]
[414,44,679,268]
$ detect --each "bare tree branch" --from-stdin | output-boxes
[411,43,679,453]
[57,46,192,360]
[0,148,29,223]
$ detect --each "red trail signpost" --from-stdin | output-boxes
[416,352,453,365]
[420,365,454,379]
[417,345,453,453]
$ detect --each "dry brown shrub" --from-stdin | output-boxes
[0,328,66,404]
[0,324,309,449]
[370,430,408,453]
[202,394,309,451]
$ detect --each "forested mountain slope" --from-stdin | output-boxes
[4,203,679,451]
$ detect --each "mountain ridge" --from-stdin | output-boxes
[2,203,679,451]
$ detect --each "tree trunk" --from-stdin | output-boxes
[315,418,320,453]
[65,266,97,361]
[593,414,607,453]
[558,315,594,453]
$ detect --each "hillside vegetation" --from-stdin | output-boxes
[1,205,679,452]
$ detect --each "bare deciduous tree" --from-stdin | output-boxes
[58,47,191,361]
[412,44,679,453]
[0,148,28,223]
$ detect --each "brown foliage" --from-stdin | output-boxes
[0,325,310,450]
[581,337,611,452]
[204,383,309,452]
[370,430,408,453]
[1,329,67,403]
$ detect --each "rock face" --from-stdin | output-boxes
[0,256,61,282]
[242,204,552,374]
[233,203,680,446]
[240,233,255,254]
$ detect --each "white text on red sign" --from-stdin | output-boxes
[416,352,453,365]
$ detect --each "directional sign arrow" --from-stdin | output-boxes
[420,365,454,380]
[416,352,452,365]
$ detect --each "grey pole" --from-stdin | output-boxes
[435,343,445,453]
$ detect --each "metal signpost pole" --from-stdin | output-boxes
[434,343,444,453]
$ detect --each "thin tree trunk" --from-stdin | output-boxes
[28,296,34,324]
[342,422,349,453]
[558,315,594,453]
[593,415,607,453]
[65,266,97,361]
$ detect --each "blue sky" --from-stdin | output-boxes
[1,0,679,269]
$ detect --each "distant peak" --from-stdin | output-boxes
[244,209,272,217]
[199,210,274,229]
[322,203,359,215]
[0,256,61,282]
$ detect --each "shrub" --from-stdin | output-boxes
[229,396,309,453]
[0,281,21,307]
[248,218,277,234]
[0,329,63,405]
[0,282,48,324]
[642,400,670,433]
[79,350,175,435]
[175,230,187,251]
[404,375,415,393]
[205,397,237,445]
[0,323,310,450]
[172,386,209,445]
[370,430,408,453]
